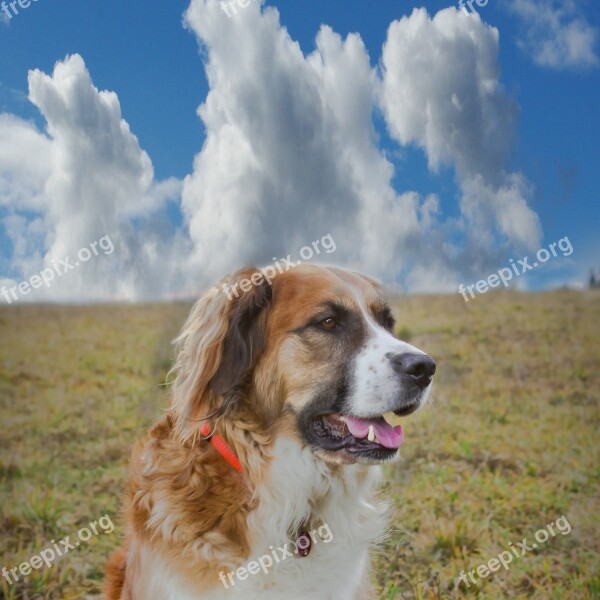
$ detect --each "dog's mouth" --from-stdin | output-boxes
[310,412,404,460]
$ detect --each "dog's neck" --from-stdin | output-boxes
[205,411,388,559]
[243,435,388,556]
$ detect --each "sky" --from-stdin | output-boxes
[0,0,598,303]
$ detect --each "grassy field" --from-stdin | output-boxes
[0,291,598,599]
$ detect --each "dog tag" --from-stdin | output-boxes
[296,530,311,557]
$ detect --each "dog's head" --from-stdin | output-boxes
[170,264,435,465]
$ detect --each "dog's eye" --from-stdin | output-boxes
[319,317,339,330]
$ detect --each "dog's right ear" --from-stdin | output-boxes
[169,268,272,441]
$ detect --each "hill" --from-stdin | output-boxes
[0,291,598,599]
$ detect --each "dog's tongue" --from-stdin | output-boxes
[345,416,404,449]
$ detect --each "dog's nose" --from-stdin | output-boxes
[389,353,436,389]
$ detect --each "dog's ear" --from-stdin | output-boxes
[209,275,272,399]
[169,268,272,440]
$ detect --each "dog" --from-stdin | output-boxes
[105,264,435,599]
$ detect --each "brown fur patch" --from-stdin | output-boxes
[105,547,127,599]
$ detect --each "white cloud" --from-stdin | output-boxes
[1,54,187,302]
[182,2,544,292]
[182,1,430,283]
[0,3,547,300]
[0,114,52,212]
[379,7,542,282]
[379,8,515,180]
[507,0,599,69]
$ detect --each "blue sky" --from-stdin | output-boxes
[0,0,598,302]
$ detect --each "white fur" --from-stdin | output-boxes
[135,437,387,599]
[348,311,429,416]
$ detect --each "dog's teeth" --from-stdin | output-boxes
[339,415,346,422]
[367,425,375,442]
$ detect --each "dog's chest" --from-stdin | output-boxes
[149,439,387,600]
[214,438,388,599]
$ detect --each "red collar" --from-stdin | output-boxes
[200,423,243,473]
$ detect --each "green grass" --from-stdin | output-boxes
[0,291,598,599]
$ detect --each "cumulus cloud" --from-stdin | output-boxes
[0,114,52,212]
[182,1,434,283]
[507,0,599,69]
[1,55,186,301]
[182,2,543,291]
[379,7,542,285]
[379,9,514,180]
[1,2,545,300]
